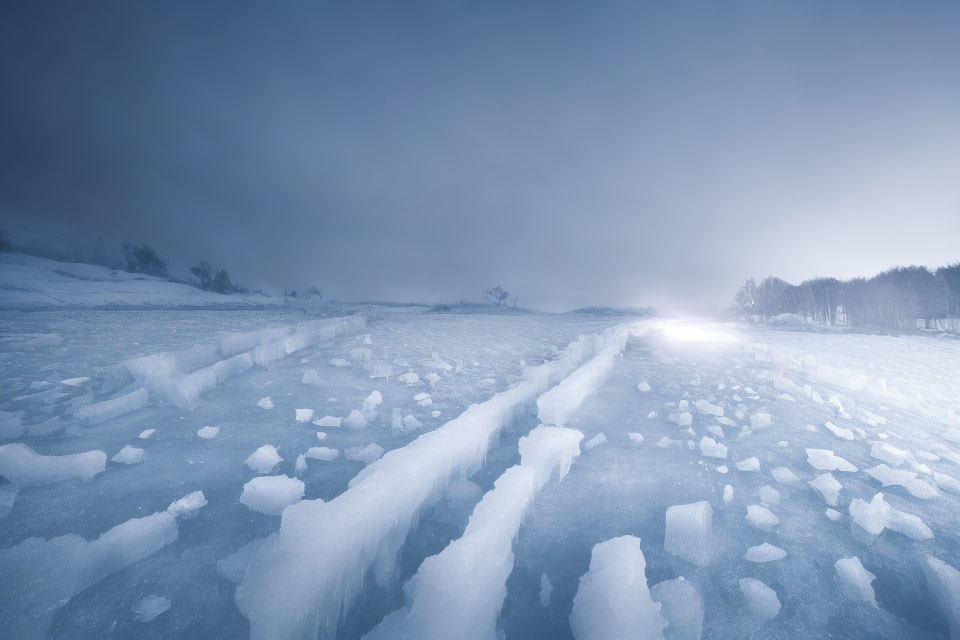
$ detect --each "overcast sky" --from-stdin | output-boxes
[1,1,958,311]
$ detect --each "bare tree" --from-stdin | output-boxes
[483,285,510,307]
[190,261,213,289]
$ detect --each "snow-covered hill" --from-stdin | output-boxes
[0,253,279,310]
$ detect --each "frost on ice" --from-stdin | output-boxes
[133,594,172,622]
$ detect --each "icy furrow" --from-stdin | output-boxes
[537,339,629,426]
[235,323,640,640]
[83,315,366,416]
[362,426,583,640]
[0,493,204,638]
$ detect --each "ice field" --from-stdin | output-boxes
[2,305,960,639]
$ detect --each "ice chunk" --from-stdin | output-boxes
[849,492,933,539]
[865,464,939,499]
[739,578,781,620]
[695,399,723,416]
[922,556,960,640]
[628,432,645,446]
[745,504,779,530]
[723,485,734,503]
[133,594,172,622]
[825,421,854,440]
[707,425,725,439]
[870,442,913,466]
[716,465,728,473]
[240,476,305,515]
[295,455,307,474]
[638,381,652,392]
[345,443,384,464]
[771,467,800,483]
[138,428,156,439]
[363,391,383,417]
[540,573,553,608]
[425,372,441,385]
[431,410,441,418]
[398,371,420,385]
[664,501,713,566]
[806,448,858,472]
[61,376,91,387]
[330,358,350,367]
[678,411,693,427]
[569,536,668,640]
[257,396,274,410]
[679,400,690,411]
[835,556,877,605]
[403,414,423,431]
[699,436,727,459]
[314,415,342,428]
[750,412,772,429]
[826,508,842,521]
[808,473,842,506]
[651,577,703,640]
[197,425,220,439]
[167,491,207,519]
[656,436,683,448]
[295,408,314,423]
[244,445,282,474]
[934,472,960,495]
[76,387,149,425]
[316,431,327,441]
[305,446,339,461]
[758,485,780,506]
[736,457,760,472]
[111,445,145,465]
[584,433,608,451]
[343,409,368,430]
[745,542,786,562]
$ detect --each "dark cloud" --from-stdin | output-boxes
[2,1,958,311]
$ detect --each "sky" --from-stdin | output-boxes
[1,1,959,312]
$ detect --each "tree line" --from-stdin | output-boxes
[733,263,960,329]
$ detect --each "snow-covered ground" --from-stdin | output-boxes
[0,253,281,309]
[2,300,960,639]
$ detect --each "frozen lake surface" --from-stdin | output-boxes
[2,306,960,639]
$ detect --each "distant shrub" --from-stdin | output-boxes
[122,243,168,278]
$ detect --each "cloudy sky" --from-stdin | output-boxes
[1,1,958,311]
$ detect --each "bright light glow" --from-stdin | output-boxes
[656,320,739,343]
